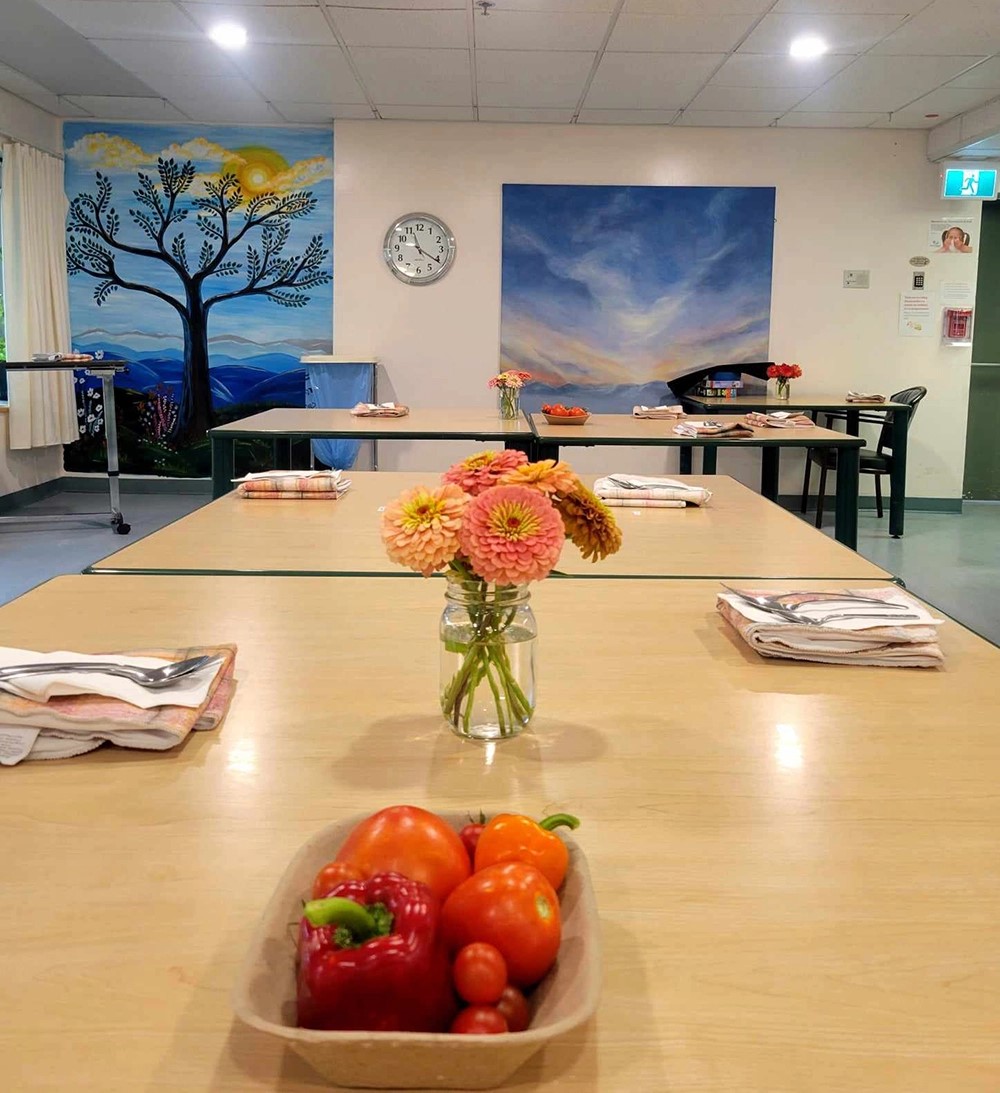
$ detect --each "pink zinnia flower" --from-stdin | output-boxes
[442,449,528,496]
[459,485,565,585]
[381,484,468,576]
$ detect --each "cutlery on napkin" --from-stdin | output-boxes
[350,402,410,417]
[594,474,712,507]
[233,469,351,500]
[632,404,685,419]
[716,588,944,668]
[744,411,813,428]
[0,644,237,764]
[674,420,755,438]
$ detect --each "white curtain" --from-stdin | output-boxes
[1,141,78,450]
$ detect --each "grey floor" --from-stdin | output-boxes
[1,488,998,645]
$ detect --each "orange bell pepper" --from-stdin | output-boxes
[472,812,579,889]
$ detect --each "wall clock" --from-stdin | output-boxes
[383,212,456,285]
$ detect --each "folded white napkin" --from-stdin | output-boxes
[594,475,712,507]
[673,420,754,438]
[233,470,342,482]
[745,411,813,428]
[846,391,887,403]
[632,404,684,419]
[717,590,944,668]
[0,647,219,708]
[350,402,409,417]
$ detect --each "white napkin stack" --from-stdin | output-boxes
[632,404,684,419]
[350,402,409,417]
[846,391,887,403]
[594,475,713,508]
[716,589,945,668]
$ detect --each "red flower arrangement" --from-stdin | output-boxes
[767,363,803,380]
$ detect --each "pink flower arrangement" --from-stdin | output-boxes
[767,363,803,380]
[487,369,531,390]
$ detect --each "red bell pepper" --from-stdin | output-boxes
[296,872,457,1032]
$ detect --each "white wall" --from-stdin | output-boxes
[0,88,61,157]
[334,121,979,497]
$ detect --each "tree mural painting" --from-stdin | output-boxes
[66,159,331,441]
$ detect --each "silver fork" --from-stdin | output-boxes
[721,588,918,626]
[0,654,221,690]
[721,585,912,612]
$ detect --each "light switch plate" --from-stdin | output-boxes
[843,269,871,289]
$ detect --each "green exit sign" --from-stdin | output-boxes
[942,167,998,199]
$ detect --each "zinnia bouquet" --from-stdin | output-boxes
[767,363,803,380]
[381,451,622,738]
[489,370,531,419]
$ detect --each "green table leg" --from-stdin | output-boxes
[272,437,292,469]
[889,407,909,538]
[702,446,718,474]
[679,446,693,474]
[834,445,860,549]
[211,436,235,499]
[760,447,779,500]
[534,441,559,461]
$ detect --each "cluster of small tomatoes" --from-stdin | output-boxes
[541,403,588,417]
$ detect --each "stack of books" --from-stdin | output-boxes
[696,373,743,399]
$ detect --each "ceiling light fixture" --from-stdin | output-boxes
[208,22,248,50]
[789,35,828,60]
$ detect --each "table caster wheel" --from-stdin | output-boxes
[114,520,131,535]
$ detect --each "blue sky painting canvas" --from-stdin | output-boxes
[63,122,333,473]
[500,184,775,410]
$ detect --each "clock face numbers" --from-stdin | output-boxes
[384,215,455,285]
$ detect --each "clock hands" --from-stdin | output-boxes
[411,233,441,264]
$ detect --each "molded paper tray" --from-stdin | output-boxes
[232,811,600,1089]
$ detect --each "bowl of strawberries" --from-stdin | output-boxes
[540,403,589,425]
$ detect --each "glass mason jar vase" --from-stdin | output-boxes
[439,581,536,741]
[497,386,520,420]
[775,377,791,401]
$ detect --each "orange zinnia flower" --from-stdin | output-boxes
[381,483,469,576]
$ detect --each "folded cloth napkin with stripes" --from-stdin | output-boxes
[846,391,887,403]
[674,420,755,439]
[632,404,685,419]
[716,588,944,668]
[350,402,410,417]
[0,644,237,764]
[234,470,351,501]
[594,474,713,508]
[744,411,813,428]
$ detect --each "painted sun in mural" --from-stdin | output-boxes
[223,145,290,196]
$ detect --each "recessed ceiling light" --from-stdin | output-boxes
[208,22,248,50]
[789,35,828,60]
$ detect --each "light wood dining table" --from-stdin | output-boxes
[87,472,893,581]
[2,575,997,1091]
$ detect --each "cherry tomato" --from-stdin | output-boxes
[311,860,364,900]
[453,942,507,1005]
[496,985,531,1032]
[441,862,561,987]
[450,1006,508,1035]
[335,806,471,904]
[459,820,485,864]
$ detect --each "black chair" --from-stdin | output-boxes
[800,386,927,528]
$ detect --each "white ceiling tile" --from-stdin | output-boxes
[676,109,780,125]
[274,102,374,121]
[182,4,336,44]
[624,0,769,13]
[478,107,576,121]
[140,72,266,103]
[379,105,475,119]
[949,58,1000,89]
[796,55,989,112]
[687,85,806,111]
[478,51,595,107]
[608,14,759,53]
[498,0,616,10]
[323,0,464,8]
[353,47,471,106]
[773,0,913,11]
[710,52,854,88]
[0,61,82,114]
[64,95,188,121]
[776,110,888,125]
[738,13,906,54]
[184,0,317,5]
[230,44,367,102]
[578,107,680,122]
[168,99,288,123]
[36,1,199,39]
[475,11,611,51]
[872,1,1000,57]
[584,52,724,108]
[899,86,999,118]
[91,39,243,77]
[332,9,467,49]
[870,111,944,128]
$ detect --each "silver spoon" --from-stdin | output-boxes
[721,585,912,612]
[0,654,221,690]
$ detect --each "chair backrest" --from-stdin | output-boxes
[877,386,927,453]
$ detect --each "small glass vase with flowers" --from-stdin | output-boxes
[488,370,531,419]
[767,362,803,401]
[380,451,622,741]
